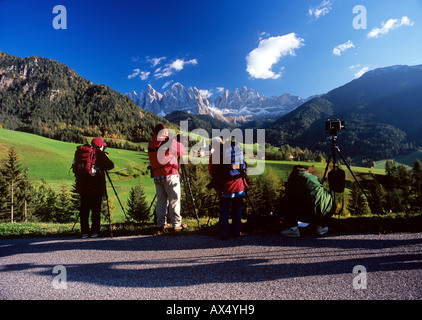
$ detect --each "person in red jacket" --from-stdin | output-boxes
[208,137,247,239]
[148,124,186,231]
[76,137,114,238]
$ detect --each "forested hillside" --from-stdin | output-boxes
[265,65,422,163]
[0,51,173,145]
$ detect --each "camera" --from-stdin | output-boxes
[325,119,345,135]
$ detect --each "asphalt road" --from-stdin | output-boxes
[1,232,421,301]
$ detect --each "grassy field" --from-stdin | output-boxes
[0,128,153,221]
[374,149,422,169]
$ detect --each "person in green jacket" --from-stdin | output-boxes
[281,165,334,237]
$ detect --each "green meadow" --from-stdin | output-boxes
[0,128,154,221]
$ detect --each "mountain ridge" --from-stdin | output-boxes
[0,51,173,144]
[126,82,313,123]
[265,64,422,162]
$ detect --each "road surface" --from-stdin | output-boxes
[1,232,421,301]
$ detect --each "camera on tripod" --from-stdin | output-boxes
[325,119,345,135]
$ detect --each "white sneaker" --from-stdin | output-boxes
[281,227,300,238]
[315,226,328,235]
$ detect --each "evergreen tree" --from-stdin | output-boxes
[55,184,73,223]
[181,163,213,219]
[126,179,150,223]
[347,181,368,216]
[20,167,35,223]
[367,177,388,216]
[0,173,8,221]
[33,183,57,222]
[412,160,422,210]
[70,183,81,219]
[1,147,23,223]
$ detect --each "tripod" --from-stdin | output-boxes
[105,171,128,219]
[180,163,201,229]
[322,134,368,198]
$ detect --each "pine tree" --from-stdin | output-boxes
[55,184,73,223]
[367,178,388,216]
[347,181,368,216]
[1,147,23,223]
[34,183,57,222]
[412,160,422,210]
[0,173,8,221]
[126,179,150,223]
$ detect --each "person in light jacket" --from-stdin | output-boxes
[148,124,186,232]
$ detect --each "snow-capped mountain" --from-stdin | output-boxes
[126,82,311,122]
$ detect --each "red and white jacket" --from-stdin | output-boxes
[148,134,186,177]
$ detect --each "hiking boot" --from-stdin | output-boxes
[81,234,89,239]
[315,225,329,235]
[174,223,187,232]
[281,227,300,238]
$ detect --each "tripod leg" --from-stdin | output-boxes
[335,147,369,199]
[105,191,113,239]
[71,214,79,232]
[181,165,201,229]
[106,171,128,220]
[322,153,333,184]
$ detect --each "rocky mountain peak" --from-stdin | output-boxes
[126,84,311,123]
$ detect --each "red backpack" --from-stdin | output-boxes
[72,144,97,177]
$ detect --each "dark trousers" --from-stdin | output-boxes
[219,196,243,239]
[80,193,103,235]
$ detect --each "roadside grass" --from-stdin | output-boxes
[1,213,421,239]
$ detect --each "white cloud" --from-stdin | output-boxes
[354,67,369,78]
[147,56,166,67]
[333,40,355,56]
[368,16,414,39]
[128,69,150,80]
[155,58,198,79]
[128,68,140,79]
[139,71,150,80]
[162,80,173,89]
[309,0,334,19]
[246,33,304,80]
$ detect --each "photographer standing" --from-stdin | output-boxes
[74,137,114,239]
[208,137,247,240]
[148,124,186,232]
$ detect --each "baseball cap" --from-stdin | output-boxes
[91,137,107,147]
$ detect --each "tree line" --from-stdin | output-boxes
[1,146,421,226]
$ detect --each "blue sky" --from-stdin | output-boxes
[1,0,421,99]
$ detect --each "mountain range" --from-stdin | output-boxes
[265,65,422,161]
[126,83,312,123]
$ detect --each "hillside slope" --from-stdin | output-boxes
[266,65,422,161]
[0,51,172,144]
